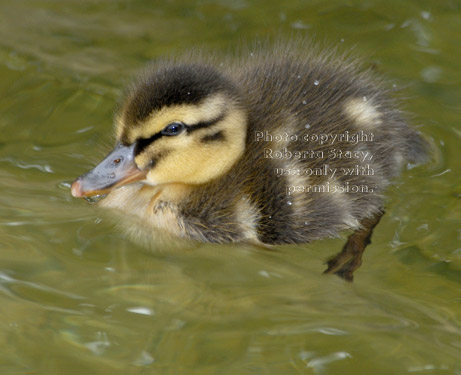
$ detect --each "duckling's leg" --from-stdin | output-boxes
[323,210,384,281]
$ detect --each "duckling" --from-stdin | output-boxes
[71,41,428,281]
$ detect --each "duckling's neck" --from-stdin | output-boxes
[99,182,193,238]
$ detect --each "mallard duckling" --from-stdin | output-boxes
[71,41,427,280]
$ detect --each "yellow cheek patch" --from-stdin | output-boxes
[144,108,247,185]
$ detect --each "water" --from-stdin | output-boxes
[1,0,460,374]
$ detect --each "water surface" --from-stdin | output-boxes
[1,1,460,374]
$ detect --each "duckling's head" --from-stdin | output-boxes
[71,64,247,198]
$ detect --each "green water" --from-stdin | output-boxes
[1,0,460,374]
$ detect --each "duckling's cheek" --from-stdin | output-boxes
[144,169,160,186]
[144,160,179,186]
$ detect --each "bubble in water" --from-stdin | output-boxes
[259,270,270,278]
[305,123,311,129]
[58,181,72,191]
[127,307,155,316]
[363,96,368,101]
[314,80,319,86]
[84,194,107,204]
[421,10,431,20]
[287,200,293,206]
[297,75,302,79]
[133,351,155,366]
[84,332,110,356]
[302,100,307,105]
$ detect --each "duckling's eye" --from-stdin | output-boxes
[161,122,186,136]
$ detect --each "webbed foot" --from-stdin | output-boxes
[324,210,384,281]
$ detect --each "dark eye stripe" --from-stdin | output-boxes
[134,112,226,155]
[187,112,226,133]
[134,132,163,155]
[201,130,225,143]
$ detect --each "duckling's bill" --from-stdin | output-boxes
[71,143,147,198]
